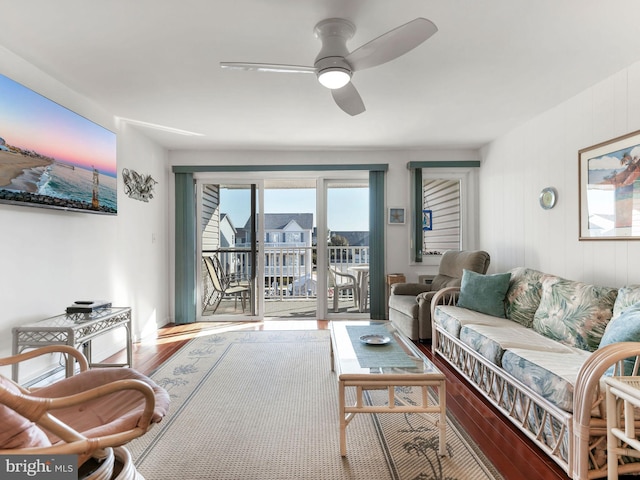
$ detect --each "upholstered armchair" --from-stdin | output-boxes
[388,250,490,342]
[0,345,170,478]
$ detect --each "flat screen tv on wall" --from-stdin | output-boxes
[0,74,117,215]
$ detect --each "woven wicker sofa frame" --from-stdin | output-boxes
[431,286,640,480]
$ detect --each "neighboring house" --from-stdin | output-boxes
[330,231,369,247]
[328,230,370,264]
[218,213,238,277]
[219,213,235,248]
[263,213,313,246]
[200,187,241,278]
[235,213,315,290]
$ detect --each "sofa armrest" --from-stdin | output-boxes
[390,282,432,296]
[430,287,460,314]
[573,342,640,479]
[430,287,461,348]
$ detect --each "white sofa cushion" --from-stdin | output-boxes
[435,305,514,337]
[460,322,574,365]
[501,347,591,412]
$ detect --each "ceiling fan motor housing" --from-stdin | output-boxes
[314,18,355,78]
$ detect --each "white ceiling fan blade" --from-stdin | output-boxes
[220,62,316,74]
[331,82,365,116]
[345,18,437,71]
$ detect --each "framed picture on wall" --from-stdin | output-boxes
[388,207,405,225]
[422,209,433,231]
[579,129,640,240]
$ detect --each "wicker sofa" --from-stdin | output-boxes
[430,267,640,479]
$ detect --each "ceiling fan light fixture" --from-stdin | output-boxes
[317,68,351,89]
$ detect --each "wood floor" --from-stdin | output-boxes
[113,320,570,480]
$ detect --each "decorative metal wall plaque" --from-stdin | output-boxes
[122,168,157,202]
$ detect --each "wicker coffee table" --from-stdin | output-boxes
[329,320,447,456]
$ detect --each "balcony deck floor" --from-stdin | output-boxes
[203,296,365,319]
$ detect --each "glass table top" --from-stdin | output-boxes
[330,320,443,377]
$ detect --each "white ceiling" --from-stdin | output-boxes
[2,0,640,151]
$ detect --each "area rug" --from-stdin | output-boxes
[128,330,503,480]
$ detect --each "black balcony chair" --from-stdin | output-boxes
[203,255,249,314]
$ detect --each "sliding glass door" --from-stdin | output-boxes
[176,165,386,323]
[199,181,259,320]
[324,179,370,317]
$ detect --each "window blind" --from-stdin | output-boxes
[423,179,461,253]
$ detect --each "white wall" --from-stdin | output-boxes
[169,148,479,286]
[0,48,171,380]
[479,60,640,286]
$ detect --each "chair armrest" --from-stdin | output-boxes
[572,342,640,479]
[0,345,89,374]
[390,283,432,296]
[415,291,438,340]
[333,269,357,283]
[0,378,158,454]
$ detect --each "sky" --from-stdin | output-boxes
[220,187,369,231]
[0,74,117,176]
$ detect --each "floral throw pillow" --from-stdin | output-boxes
[532,275,617,352]
[612,285,640,320]
[600,302,640,375]
[505,267,544,328]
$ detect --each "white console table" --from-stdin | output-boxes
[12,307,133,382]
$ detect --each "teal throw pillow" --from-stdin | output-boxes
[457,269,511,318]
[600,302,640,376]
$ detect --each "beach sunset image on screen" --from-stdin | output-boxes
[0,74,117,214]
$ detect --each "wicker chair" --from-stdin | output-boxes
[0,345,169,479]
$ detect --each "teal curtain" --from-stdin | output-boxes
[174,172,196,324]
[369,170,385,320]
[413,167,423,263]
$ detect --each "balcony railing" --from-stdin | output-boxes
[202,245,369,306]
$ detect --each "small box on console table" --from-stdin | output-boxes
[66,301,112,314]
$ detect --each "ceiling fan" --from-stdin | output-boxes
[220,17,437,116]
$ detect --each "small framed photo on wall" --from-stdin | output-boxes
[422,209,433,231]
[388,207,405,225]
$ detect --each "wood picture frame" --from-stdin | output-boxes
[388,207,405,225]
[579,129,640,240]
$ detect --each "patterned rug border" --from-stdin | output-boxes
[364,383,503,480]
[133,329,503,479]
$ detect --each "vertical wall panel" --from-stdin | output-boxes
[480,59,640,286]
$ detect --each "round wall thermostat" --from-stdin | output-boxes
[539,187,557,210]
